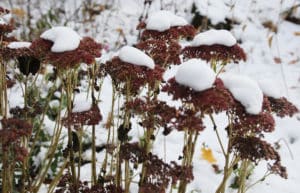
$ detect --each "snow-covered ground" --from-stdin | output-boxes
[1,0,300,192]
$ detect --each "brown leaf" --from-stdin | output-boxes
[294,32,300,36]
[274,57,282,64]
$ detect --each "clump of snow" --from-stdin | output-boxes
[118,46,155,69]
[220,74,263,114]
[72,94,92,113]
[7,41,31,49]
[191,29,237,47]
[40,26,82,53]
[0,18,6,25]
[146,10,188,32]
[175,59,216,91]
[257,79,282,99]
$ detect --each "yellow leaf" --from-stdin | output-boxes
[294,32,300,36]
[201,147,217,163]
[11,8,26,18]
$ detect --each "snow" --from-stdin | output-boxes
[1,1,300,193]
[118,46,155,69]
[146,10,188,32]
[175,59,216,91]
[7,41,31,49]
[72,94,92,113]
[220,74,263,114]
[257,79,282,99]
[191,29,237,47]
[0,18,6,25]
[40,26,82,53]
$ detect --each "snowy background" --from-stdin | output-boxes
[1,0,300,192]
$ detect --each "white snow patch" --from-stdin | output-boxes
[257,79,282,99]
[72,94,92,113]
[118,46,155,69]
[0,18,6,25]
[175,59,216,91]
[40,26,82,53]
[146,10,188,32]
[7,41,31,49]
[220,74,263,114]
[191,29,237,47]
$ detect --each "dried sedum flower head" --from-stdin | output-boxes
[126,97,177,132]
[182,29,246,63]
[0,118,32,161]
[139,25,197,41]
[135,39,181,66]
[268,97,299,117]
[162,78,234,114]
[231,136,287,178]
[62,104,102,127]
[182,44,246,63]
[30,37,101,69]
[230,102,275,136]
[103,57,164,95]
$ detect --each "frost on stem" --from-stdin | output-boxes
[103,57,164,95]
[30,36,101,69]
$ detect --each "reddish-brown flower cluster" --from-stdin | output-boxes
[0,7,15,42]
[62,104,102,127]
[0,40,42,76]
[162,78,234,114]
[119,142,147,164]
[103,57,164,95]
[0,118,32,161]
[231,136,287,178]
[30,37,101,69]
[231,136,280,163]
[230,104,275,136]
[135,39,181,66]
[173,107,204,132]
[182,44,246,63]
[55,172,124,193]
[140,153,193,193]
[138,22,196,41]
[126,97,176,131]
[268,97,298,118]
[268,161,288,179]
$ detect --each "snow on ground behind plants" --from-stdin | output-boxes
[1,0,300,193]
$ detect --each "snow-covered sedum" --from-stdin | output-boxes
[118,46,155,69]
[40,26,82,53]
[137,10,196,41]
[30,27,101,69]
[182,29,246,63]
[175,59,215,91]
[146,10,188,32]
[220,73,263,114]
